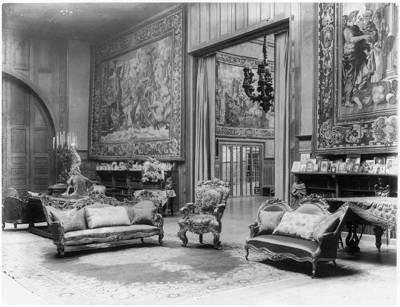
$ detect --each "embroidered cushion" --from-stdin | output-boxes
[85,206,131,229]
[128,201,157,225]
[313,214,340,242]
[258,211,285,235]
[273,212,324,240]
[49,207,87,233]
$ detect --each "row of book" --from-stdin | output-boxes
[291,155,398,175]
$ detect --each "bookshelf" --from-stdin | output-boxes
[292,172,397,198]
[96,170,172,200]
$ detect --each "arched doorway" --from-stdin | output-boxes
[2,75,56,194]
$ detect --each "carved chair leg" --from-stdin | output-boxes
[178,228,188,247]
[213,233,221,249]
[2,222,5,230]
[141,238,144,243]
[332,260,337,268]
[159,233,163,245]
[311,261,317,278]
[245,245,249,260]
[13,223,17,229]
[57,245,65,257]
[199,234,203,244]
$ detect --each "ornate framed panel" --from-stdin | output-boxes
[315,3,397,154]
[215,52,274,139]
[89,7,184,160]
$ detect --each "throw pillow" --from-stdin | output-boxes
[130,204,157,226]
[49,208,87,233]
[258,211,285,235]
[85,206,131,229]
[273,212,324,240]
[313,214,340,242]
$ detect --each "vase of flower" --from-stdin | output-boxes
[141,157,164,189]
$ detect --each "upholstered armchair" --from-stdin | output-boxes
[2,188,30,229]
[177,178,230,249]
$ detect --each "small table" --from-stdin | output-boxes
[133,189,176,216]
[326,197,397,252]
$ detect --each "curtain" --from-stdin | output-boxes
[274,31,290,201]
[194,56,216,184]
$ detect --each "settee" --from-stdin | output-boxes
[41,193,163,256]
[245,196,348,278]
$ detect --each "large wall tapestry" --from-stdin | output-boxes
[215,52,274,139]
[316,3,398,153]
[89,8,184,160]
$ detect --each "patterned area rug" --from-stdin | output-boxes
[2,232,302,304]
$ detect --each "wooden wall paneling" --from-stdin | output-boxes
[13,35,30,71]
[248,2,261,26]
[199,3,210,43]
[188,4,200,50]
[235,3,247,31]
[220,3,230,36]
[209,3,221,40]
[260,3,273,21]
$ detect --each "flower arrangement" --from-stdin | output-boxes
[141,157,164,183]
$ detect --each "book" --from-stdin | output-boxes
[291,161,301,172]
[300,153,310,163]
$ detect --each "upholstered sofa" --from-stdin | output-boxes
[41,194,163,256]
[245,196,348,278]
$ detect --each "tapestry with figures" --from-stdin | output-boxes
[316,3,397,153]
[215,52,274,139]
[89,8,184,160]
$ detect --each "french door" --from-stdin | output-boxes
[220,143,262,197]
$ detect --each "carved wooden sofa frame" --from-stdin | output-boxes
[41,193,164,256]
[245,196,348,278]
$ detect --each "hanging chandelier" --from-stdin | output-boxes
[242,35,274,113]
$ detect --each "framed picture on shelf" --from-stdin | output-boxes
[374,157,386,174]
[352,164,360,173]
[320,160,329,172]
[364,160,376,174]
[300,163,307,172]
[306,159,316,172]
[330,161,337,173]
[385,157,397,174]
[338,162,347,173]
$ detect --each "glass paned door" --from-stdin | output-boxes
[221,143,262,197]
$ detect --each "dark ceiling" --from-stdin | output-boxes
[3,2,178,43]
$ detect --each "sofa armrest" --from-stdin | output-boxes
[180,202,195,218]
[249,221,260,238]
[213,204,226,221]
[48,221,65,245]
[153,213,164,229]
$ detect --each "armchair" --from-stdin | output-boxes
[177,178,230,249]
[2,188,30,229]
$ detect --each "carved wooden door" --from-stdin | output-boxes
[2,77,55,194]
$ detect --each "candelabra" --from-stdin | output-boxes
[52,131,78,183]
[242,35,274,113]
